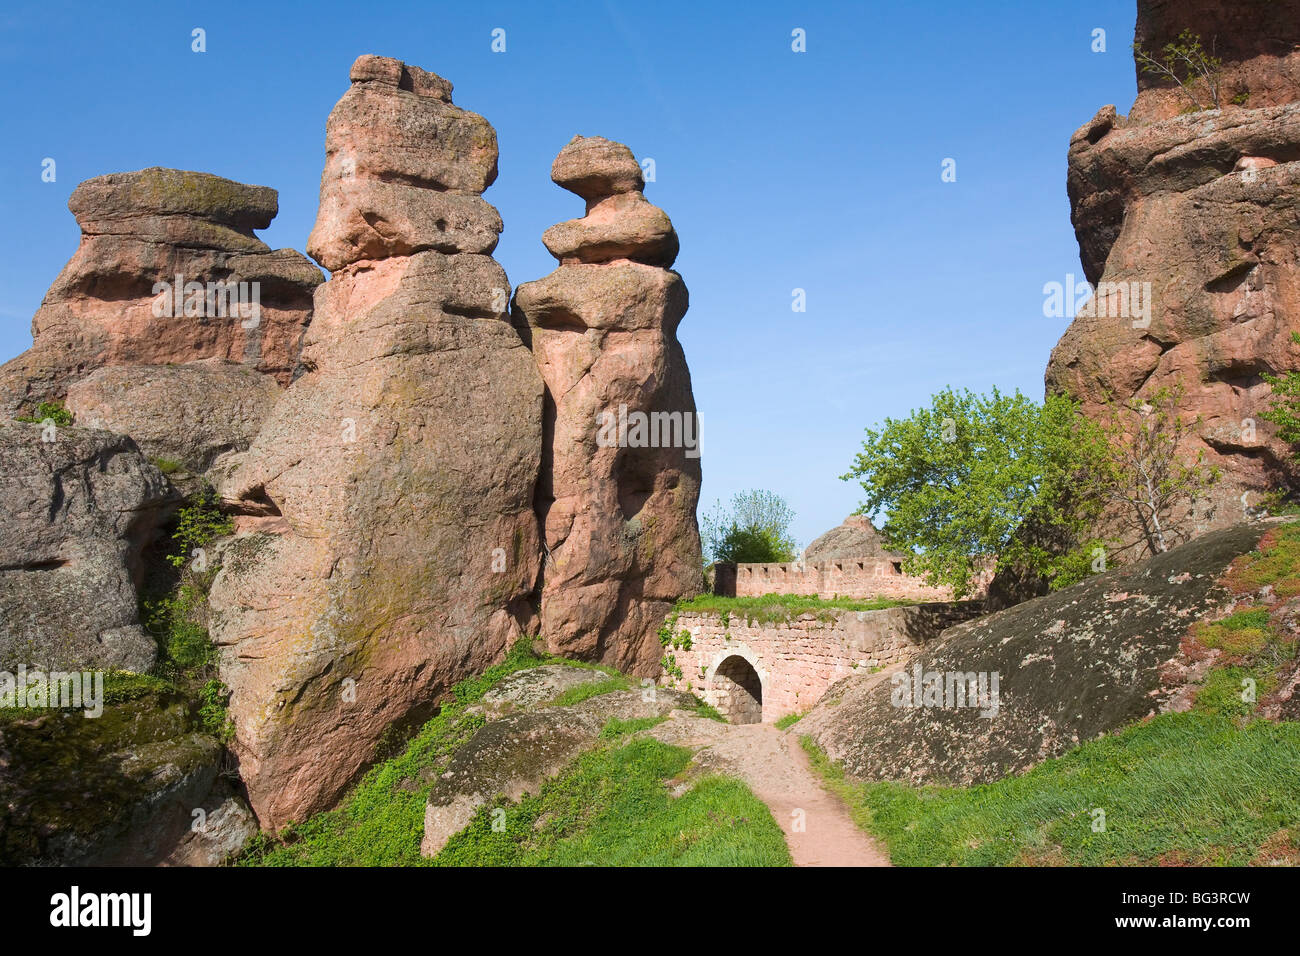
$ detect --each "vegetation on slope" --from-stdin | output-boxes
[802,519,1300,866]
[805,714,1300,866]
[240,639,777,867]
[434,724,791,867]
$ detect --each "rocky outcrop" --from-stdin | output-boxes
[0,686,248,865]
[0,422,172,674]
[65,359,280,474]
[0,168,322,417]
[1045,2,1300,526]
[804,515,895,561]
[1129,0,1300,123]
[514,136,702,676]
[799,523,1270,786]
[420,662,699,857]
[207,56,543,830]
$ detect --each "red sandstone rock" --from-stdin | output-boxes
[1046,4,1300,529]
[0,168,322,416]
[207,57,543,830]
[514,135,702,676]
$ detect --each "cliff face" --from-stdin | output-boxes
[1045,0,1300,527]
[207,57,544,829]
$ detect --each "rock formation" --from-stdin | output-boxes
[0,421,172,674]
[1045,0,1300,526]
[207,56,544,829]
[0,168,322,417]
[799,522,1270,786]
[804,515,894,561]
[514,136,703,675]
[65,359,280,474]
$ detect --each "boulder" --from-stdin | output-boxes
[64,359,280,474]
[514,135,703,676]
[0,688,229,865]
[0,422,172,674]
[0,168,322,417]
[799,523,1270,786]
[207,56,543,831]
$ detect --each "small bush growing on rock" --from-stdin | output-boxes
[14,400,73,426]
[1134,29,1223,111]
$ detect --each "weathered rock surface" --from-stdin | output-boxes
[305,55,501,272]
[208,56,543,831]
[420,708,604,858]
[0,168,322,416]
[1129,0,1300,123]
[1046,4,1300,527]
[64,359,280,474]
[800,523,1269,786]
[0,688,231,865]
[420,663,699,857]
[804,514,895,561]
[514,135,702,676]
[0,422,173,673]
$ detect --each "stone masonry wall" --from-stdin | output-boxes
[663,603,984,723]
[715,559,990,602]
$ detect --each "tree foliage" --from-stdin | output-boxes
[700,489,798,565]
[842,387,1108,597]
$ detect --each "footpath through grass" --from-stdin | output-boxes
[804,713,1300,866]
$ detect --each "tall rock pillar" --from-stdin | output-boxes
[514,136,702,675]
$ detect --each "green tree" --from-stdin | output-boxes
[841,387,1110,597]
[1093,385,1220,556]
[1261,334,1300,449]
[700,490,798,565]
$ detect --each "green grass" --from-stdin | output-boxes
[803,712,1300,866]
[548,676,630,708]
[433,733,792,867]
[676,592,915,624]
[240,638,582,866]
[774,711,804,730]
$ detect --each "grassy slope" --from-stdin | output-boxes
[803,522,1300,866]
[436,726,791,867]
[241,640,782,867]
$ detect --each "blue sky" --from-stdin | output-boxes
[0,0,1137,548]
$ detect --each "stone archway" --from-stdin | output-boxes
[714,655,763,724]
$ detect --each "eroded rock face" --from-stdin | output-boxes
[0,168,322,417]
[1129,0,1300,123]
[0,422,172,674]
[514,136,703,676]
[799,523,1269,786]
[1045,5,1300,524]
[64,359,280,475]
[207,56,543,830]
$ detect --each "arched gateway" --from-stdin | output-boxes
[713,655,763,724]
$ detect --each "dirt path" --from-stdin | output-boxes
[654,717,891,866]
